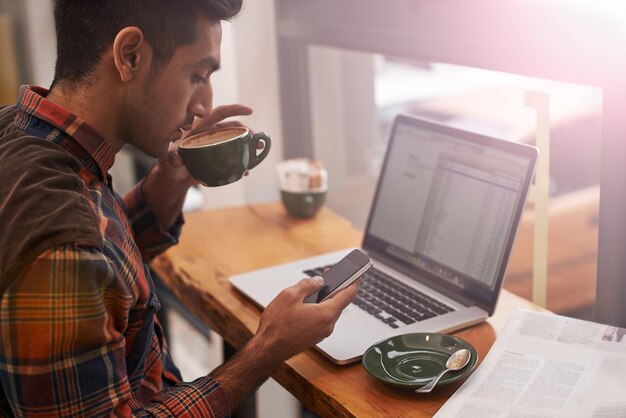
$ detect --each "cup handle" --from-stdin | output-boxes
[249,132,272,170]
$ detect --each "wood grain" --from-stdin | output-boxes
[151,202,542,417]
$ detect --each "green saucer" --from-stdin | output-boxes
[362,333,478,389]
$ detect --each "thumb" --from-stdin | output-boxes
[166,148,185,168]
[292,276,324,298]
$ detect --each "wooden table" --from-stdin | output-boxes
[151,203,541,418]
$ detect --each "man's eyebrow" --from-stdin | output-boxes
[194,57,221,72]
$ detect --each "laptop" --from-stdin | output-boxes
[230,114,538,364]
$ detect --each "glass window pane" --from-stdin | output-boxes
[307,45,601,319]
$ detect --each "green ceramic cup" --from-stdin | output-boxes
[280,189,327,218]
[178,127,271,187]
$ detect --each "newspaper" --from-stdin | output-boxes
[435,309,626,418]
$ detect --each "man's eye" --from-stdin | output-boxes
[193,74,207,84]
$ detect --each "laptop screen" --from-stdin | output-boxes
[363,115,537,313]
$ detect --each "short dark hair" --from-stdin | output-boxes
[51,0,242,86]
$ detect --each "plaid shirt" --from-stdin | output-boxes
[0,86,230,417]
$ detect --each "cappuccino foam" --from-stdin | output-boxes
[183,128,247,147]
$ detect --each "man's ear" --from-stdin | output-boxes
[112,27,147,83]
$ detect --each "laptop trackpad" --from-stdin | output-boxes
[316,306,393,364]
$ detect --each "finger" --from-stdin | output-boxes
[162,141,183,166]
[214,120,246,129]
[204,104,253,126]
[289,276,324,299]
[166,149,183,168]
[165,139,189,165]
[186,104,254,137]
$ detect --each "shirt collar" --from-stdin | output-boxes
[14,85,116,181]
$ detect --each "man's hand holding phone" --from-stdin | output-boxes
[305,249,372,304]
[254,277,361,365]
[212,271,360,409]
[252,250,371,365]
[213,252,367,408]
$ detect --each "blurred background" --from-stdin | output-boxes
[2,1,623,417]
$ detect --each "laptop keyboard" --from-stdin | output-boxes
[303,265,455,329]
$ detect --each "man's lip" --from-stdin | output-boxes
[180,124,193,131]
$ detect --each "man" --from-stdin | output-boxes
[0,0,358,416]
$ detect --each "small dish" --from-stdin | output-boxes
[362,333,478,389]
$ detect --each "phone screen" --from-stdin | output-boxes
[306,249,372,303]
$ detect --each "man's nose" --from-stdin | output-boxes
[189,99,208,119]
[189,86,212,118]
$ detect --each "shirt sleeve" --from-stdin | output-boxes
[0,245,230,417]
[122,180,185,261]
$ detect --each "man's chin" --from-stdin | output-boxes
[134,141,170,159]
[156,141,173,159]
[127,132,177,159]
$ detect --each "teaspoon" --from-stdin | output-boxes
[415,348,471,393]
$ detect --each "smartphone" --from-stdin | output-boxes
[304,249,373,303]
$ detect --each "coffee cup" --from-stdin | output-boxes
[280,189,327,218]
[276,158,328,218]
[178,127,271,187]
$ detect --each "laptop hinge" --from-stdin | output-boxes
[364,248,477,308]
